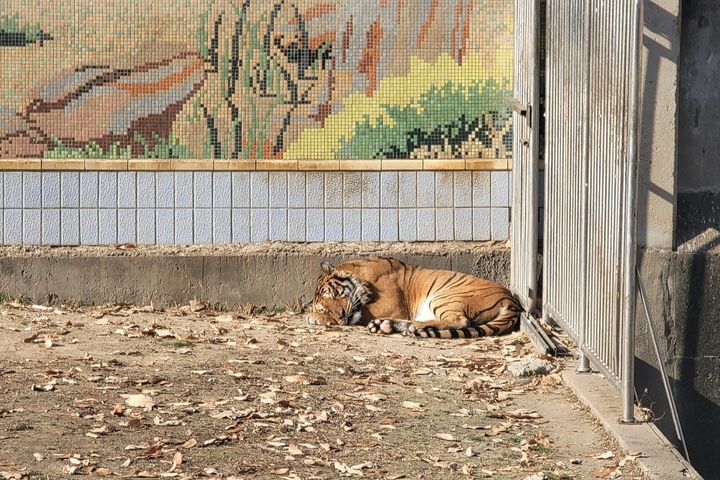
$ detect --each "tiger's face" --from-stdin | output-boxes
[304,262,372,326]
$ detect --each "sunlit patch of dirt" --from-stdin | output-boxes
[0,300,644,480]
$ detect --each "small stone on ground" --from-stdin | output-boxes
[508,356,556,377]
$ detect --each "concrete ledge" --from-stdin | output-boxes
[562,360,701,480]
[0,242,509,307]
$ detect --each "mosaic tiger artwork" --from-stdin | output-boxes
[305,257,522,338]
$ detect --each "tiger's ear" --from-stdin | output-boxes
[321,262,335,273]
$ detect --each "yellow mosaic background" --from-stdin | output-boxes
[0,0,513,164]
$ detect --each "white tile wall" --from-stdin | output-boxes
[0,171,513,245]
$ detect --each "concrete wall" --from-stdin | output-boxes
[0,243,510,308]
[635,248,720,479]
[641,3,720,476]
[678,0,720,192]
[0,170,511,245]
[637,0,681,249]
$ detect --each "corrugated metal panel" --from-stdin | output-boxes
[538,0,643,422]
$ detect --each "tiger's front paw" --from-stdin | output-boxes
[368,319,395,334]
[304,312,342,326]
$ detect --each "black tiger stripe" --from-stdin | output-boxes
[443,275,477,289]
[417,325,489,339]
[432,300,466,316]
[424,276,443,299]
[435,273,462,292]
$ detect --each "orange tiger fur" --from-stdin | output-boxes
[304,257,522,338]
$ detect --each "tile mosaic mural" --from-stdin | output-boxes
[0,0,513,163]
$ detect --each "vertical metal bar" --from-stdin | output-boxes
[578,353,591,373]
[616,0,632,378]
[542,0,554,329]
[621,0,643,424]
[527,0,541,312]
[577,0,592,374]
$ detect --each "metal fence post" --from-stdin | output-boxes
[621,0,644,424]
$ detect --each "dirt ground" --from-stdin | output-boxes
[0,301,644,480]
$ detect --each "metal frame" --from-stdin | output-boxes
[513,0,644,423]
[510,0,541,313]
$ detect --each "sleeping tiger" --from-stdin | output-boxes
[304,257,522,338]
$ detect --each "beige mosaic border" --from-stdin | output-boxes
[0,159,513,171]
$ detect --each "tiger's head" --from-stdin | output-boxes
[304,262,373,326]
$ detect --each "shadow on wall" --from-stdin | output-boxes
[635,357,720,478]
[635,249,720,479]
[676,192,720,251]
[636,0,680,248]
[678,0,720,192]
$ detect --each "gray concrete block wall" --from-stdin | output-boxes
[0,171,512,245]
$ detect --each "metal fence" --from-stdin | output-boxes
[514,0,643,422]
[510,0,541,313]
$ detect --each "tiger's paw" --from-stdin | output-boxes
[368,319,395,335]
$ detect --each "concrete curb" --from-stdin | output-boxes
[0,242,510,308]
[562,360,702,480]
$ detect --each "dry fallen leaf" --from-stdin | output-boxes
[485,421,513,437]
[189,299,206,312]
[155,329,174,338]
[143,444,164,458]
[619,453,642,467]
[23,333,38,344]
[216,314,236,323]
[593,465,622,478]
[512,447,530,467]
[31,382,55,392]
[504,409,542,419]
[284,374,326,385]
[287,444,303,456]
[181,438,198,449]
[412,368,433,375]
[123,394,155,410]
[402,401,424,411]
[593,451,615,460]
[365,405,384,412]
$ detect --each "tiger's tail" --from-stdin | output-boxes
[413,304,522,339]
